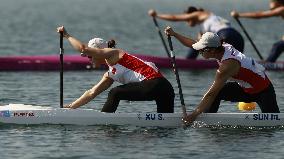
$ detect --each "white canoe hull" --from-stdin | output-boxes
[0,104,283,127]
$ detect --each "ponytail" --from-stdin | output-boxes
[184,6,204,14]
[107,39,116,48]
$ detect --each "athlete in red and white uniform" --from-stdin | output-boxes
[57,26,174,113]
[103,52,174,113]
[107,53,163,84]
[164,27,280,124]
[218,43,270,94]
[205,43,279,113]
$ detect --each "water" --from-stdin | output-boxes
[0,0,284,158]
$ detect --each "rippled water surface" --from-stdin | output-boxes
[1,0,284,158]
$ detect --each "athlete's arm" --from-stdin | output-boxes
[231,7,284,19]
[57,26,119,60]
[164,26,196,48]
[66,35,120,59]
[184,59,240,124]
[65,72,114,109]
[156,12,200,22]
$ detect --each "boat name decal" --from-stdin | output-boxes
[0,111,11,117]
[252,114,280,121]
[13,112,35,117]
[137,113,164,120]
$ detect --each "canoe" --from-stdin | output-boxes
[0,54,283,71]
[1,104,283,127]
[0,54,217,71]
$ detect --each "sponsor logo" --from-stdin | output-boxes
[13,112,35,117]
[252,114,280,121]
[137,113,164,120]
[0,111,11,117]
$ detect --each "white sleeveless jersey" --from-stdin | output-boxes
[107,52,163,84]
[218,43,270,94]
[200,14,231,33]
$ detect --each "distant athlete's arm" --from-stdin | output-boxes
[238,7,284,19]
[156,12,199,21]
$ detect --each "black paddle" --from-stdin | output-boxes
[59,31,64,108]
[152,17,171,58]
[234,17,264,60]
[167,35,187,117]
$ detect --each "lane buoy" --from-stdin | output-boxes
[238,102,256,111]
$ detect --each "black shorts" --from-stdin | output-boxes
[206,82,280,113]
[102,77,175,113]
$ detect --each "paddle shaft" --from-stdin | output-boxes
[60,31,64,108]
[234,17,264,60]
[167,36,187,117]
[152,17,171,58]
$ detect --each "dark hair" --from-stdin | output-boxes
[271,0,284,5]
[107,39,116,48]
[184,6,204,14]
